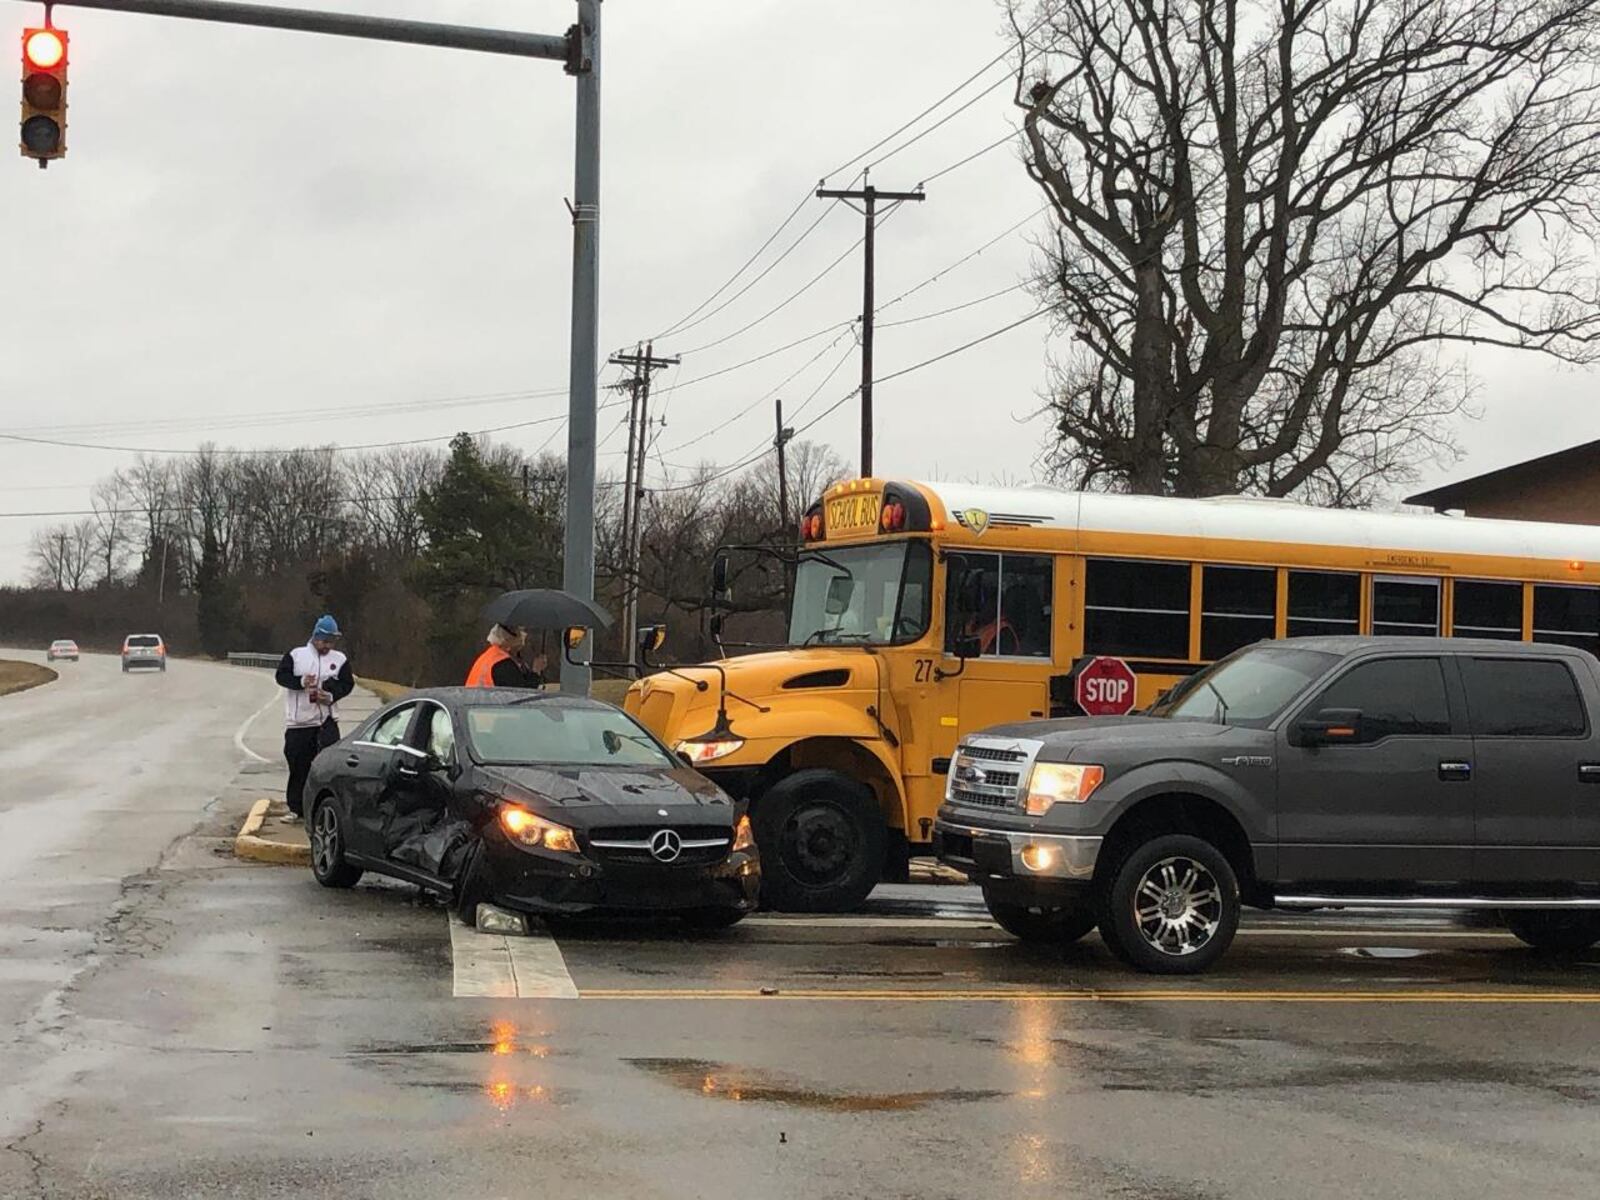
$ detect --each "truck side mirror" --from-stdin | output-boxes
[1297,708,1363,746]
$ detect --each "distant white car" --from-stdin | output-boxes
[46,639,79,662]
[122,633,166,673]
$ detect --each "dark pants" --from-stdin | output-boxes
[284,720,339,815]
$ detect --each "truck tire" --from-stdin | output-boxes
[983,889,1098,944]
[753,768,885,913]
[1096,833,1240,975]
[1502,910,1600,953]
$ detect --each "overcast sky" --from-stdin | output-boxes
[2,0,1597,586]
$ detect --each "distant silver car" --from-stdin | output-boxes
[46,639,78,662]
[121,633,166,673]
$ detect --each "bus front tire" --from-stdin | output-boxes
[753,768,886,913]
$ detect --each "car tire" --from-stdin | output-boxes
[1096,833,1240,975]
[680,907,748,931]
[752,768,886,913]
[983,888,1098,944]
[309,796,363,889]
[1502,910,1600,953]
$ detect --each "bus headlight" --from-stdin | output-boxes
[1023,763,1105,816]
[676,737,745,765]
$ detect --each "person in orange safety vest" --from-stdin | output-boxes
[466,623,548,688]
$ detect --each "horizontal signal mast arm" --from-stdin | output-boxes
[8,0,573,60]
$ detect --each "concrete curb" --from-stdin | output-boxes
[233,798,311,867]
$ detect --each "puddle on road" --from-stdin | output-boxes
[1340,947,1433,959]
[627,1057,1002,1111]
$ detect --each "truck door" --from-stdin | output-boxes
[1274,654,1474,882]
[1459,653,1600,885]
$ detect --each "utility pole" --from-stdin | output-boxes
[774,398,794,533]
[815,175,925,478]
[607,341,678,658]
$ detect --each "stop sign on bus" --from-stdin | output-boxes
[1074,656,1138,716]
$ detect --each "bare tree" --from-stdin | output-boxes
[90,474,134,587]
[29,520,96,591]
[1012,0,1600,503]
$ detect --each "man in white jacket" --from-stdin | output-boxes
[273,614,355,819]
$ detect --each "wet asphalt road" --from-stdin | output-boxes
[3,654,1600,1199]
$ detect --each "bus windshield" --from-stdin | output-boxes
[787,541,932,647]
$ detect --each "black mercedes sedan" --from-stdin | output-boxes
[303,687,760,928]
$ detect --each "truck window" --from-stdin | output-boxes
[1453,581,1522,640]
[1461,658,1587,737]
[1532,585,1600,655]
[1201,566,1275,659]
[1084,559,1189,660]
[945,552,1052,658]
[1311,657,1451,740]
[1287,571,1359,638]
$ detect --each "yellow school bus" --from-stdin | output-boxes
[625,477,1600,911]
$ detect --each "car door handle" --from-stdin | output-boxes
[396,765,420,778]
[345,755,360,768]
[1438,760,1472,782]
[1579,763,1600,784]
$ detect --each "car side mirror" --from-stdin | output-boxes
[423,752,448,774]
[1297,708,1363,746]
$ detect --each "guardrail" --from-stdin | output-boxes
[227,652,281,669]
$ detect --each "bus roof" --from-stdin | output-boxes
[906,480,1600,564]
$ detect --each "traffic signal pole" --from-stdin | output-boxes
[12,0,607,695]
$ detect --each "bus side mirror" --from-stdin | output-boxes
[709,612,725,639]
[954,634,981,660]
[562,627,588,664]
[711,553,730,599]
[638,623,667,656]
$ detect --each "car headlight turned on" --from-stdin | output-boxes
[500,806,580,854]
[732,814,755,852]
[1023,763,1105,816]
[675,737,745,765]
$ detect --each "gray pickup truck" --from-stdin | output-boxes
[934,636,1600,974]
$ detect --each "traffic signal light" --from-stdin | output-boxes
[20,26,68,166]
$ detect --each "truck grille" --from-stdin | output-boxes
[947,735,1045,811]
[960,745,1027,764]
[950,786,1012,810]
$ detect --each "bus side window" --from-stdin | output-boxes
[945,552,1000,655]
[998,555,1053,658]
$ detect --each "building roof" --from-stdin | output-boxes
[904,479,1600,563]
[1403,439,1600,511]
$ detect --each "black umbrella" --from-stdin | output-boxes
[481,589,613,631]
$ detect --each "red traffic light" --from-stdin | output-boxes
[24,29,64,69]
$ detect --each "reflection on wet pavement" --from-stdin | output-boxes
[626,1057,1002,1111]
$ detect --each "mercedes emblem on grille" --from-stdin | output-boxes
[649,828,683,863]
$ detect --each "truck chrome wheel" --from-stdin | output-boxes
[1132,855,1223,957]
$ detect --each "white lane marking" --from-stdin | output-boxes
[449,916,579,999]
[232,689,279,764]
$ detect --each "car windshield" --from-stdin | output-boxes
[786,541,932,646]
[465,704,674,767]
[127,636,159,648]
[1149,645,1338,728]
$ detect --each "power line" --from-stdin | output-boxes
[918,126,1019,187]
[864,74,1013,175]
[878,281,1029,328]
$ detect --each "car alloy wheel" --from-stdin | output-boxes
[311,804,340,877]
[1132,855,1224,957]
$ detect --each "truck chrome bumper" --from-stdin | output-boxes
[934,819,1102,881]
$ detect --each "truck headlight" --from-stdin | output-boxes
[676,737,744,765]
[1023,763,1105,816]
[500,806,580,854]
